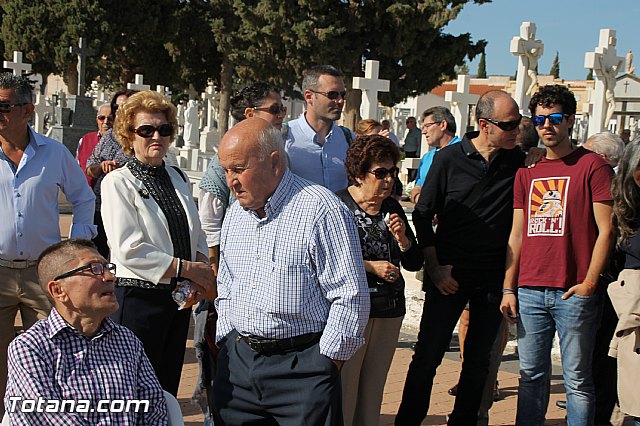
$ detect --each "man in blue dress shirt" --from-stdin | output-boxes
[285,65,354,192]
[214,118,369,425]
[0,73,96,415]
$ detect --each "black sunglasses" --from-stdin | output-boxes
[54,262,117,281]
[253,104,287,115]
[368,166,399,180]
[481,115,522,131]
[310,89,347,100]
[97,115,114,121]
[532,113,569,127]
[0,102,27,114]
[132,124,174,138]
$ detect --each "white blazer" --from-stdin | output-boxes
[101,165,207,285]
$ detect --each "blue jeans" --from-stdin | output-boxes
[516,287,601,426]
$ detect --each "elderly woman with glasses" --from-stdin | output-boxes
[335,134,423,426]
[100,90,215,397]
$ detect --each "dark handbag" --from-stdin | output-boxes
[367,273,398,313]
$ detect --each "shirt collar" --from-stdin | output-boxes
[461,131,483,158]
[47,307,116,340]
[263,169,293,218]
[301,112,340,145]
[27,125,45,148]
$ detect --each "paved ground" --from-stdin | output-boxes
[54,213,630,425]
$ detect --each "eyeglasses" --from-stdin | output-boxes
[54,262,117,281]
[422,121,440,129]
[532,113,569,127]
[252,104,287,115]
[0,102,27,113]
[481,115,522,131]
[368,166,399,179]
[97,115,114,122]
[132,124,174,138]
[310,89,347,100]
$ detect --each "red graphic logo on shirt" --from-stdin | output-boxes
[527,177,570,237]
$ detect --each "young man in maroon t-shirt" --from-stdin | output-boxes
[500,85,614,425]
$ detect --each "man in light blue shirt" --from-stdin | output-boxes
[0,73,96,413]
[285,65,354,192]
[214,118,369,425]
[411,106,461,203]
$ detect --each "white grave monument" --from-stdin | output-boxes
[32,93,52,134]
[585,29,625,136]
[3,51,32,76]
[200,84,219,156]
[510,22,544,114]
[127,74,151,91]
[352,60,390,120]
[69,37,94,96]
[179,99,201,171]
[445,75,479,139]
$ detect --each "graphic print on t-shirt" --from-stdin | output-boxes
[527,177,570,237]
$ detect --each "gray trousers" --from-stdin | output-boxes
[213,330,343,426]
[477,319,507,426]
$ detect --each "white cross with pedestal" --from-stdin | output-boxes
[510,22,544,114]
[3,51,32,76]
[127,74,151,91]
[352,60,390,120]
[585,28,625,136]
[32,93,50,134]
[69,37,94,96]
[201,84,217,132]
[445,75,479,139]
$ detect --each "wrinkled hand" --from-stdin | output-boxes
[525,147,546,168]
[500,293,518,324]
[427,264,459,295]
[182,261,217,300]
[387,214,410,247]
[369,260,401,283]
[562,282,595,300]
[101,160,119,174]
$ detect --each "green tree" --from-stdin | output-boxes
[477,52,487,78]
[550,51,560,78]
[455,61,470,75]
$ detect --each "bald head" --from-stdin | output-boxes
[475,90,518,121]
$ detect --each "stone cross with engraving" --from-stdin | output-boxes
[69,37,94,96]
[3,51,32,76]
[127,74,151,91]
[445,75,479,138]
[585,28,625,136]
[352,60,390,120]
[510,22,544,114]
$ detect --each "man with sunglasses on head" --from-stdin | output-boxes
[500,85,614,426]
[76,103,113,188]
[285,65,354,192]
[4,239,167,424]
[396,90,525,426]
[0,73,97,418]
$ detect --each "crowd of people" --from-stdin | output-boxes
[0,65,639,426]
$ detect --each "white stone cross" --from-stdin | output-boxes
[585,29,625,136]
[127,74,151,91]
[3,51,32,76]
[352,60,390,120]
[32,93,50,134]
[510,22,544,114]
[69,37,94,96]
[445,75,479,137]
[201,84,217,131]
[155,85,171,101]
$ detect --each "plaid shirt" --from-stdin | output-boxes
[85,129,130,211]
[216,170,370,360]
[4,308,167,425]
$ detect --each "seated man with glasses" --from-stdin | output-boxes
[4,239,168,425]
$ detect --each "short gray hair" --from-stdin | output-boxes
[0,72,34,104]
[257,126,287,168]
[422,106,456,133]
[302,65,343,92]
[587,132,625,166]
[97,103,111,116]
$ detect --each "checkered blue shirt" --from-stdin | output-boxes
[4,308,167,425]
[216,170,370,360]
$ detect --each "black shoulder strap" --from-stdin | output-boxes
[339,126,353,145]
[171,165,187,182]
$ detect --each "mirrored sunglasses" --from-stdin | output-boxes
[368,166,399,179]
[482,115,522,131]
[133,124,174,138]
[253,104,287,115]
[532,113,569,127]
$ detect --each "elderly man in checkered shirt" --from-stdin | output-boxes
[4,239,167,425]
[213,118,370,425]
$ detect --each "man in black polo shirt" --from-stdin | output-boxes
[395,90,524,426]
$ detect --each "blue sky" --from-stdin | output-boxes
[445,0,639,80]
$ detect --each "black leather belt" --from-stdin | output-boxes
[239,332,322,354]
